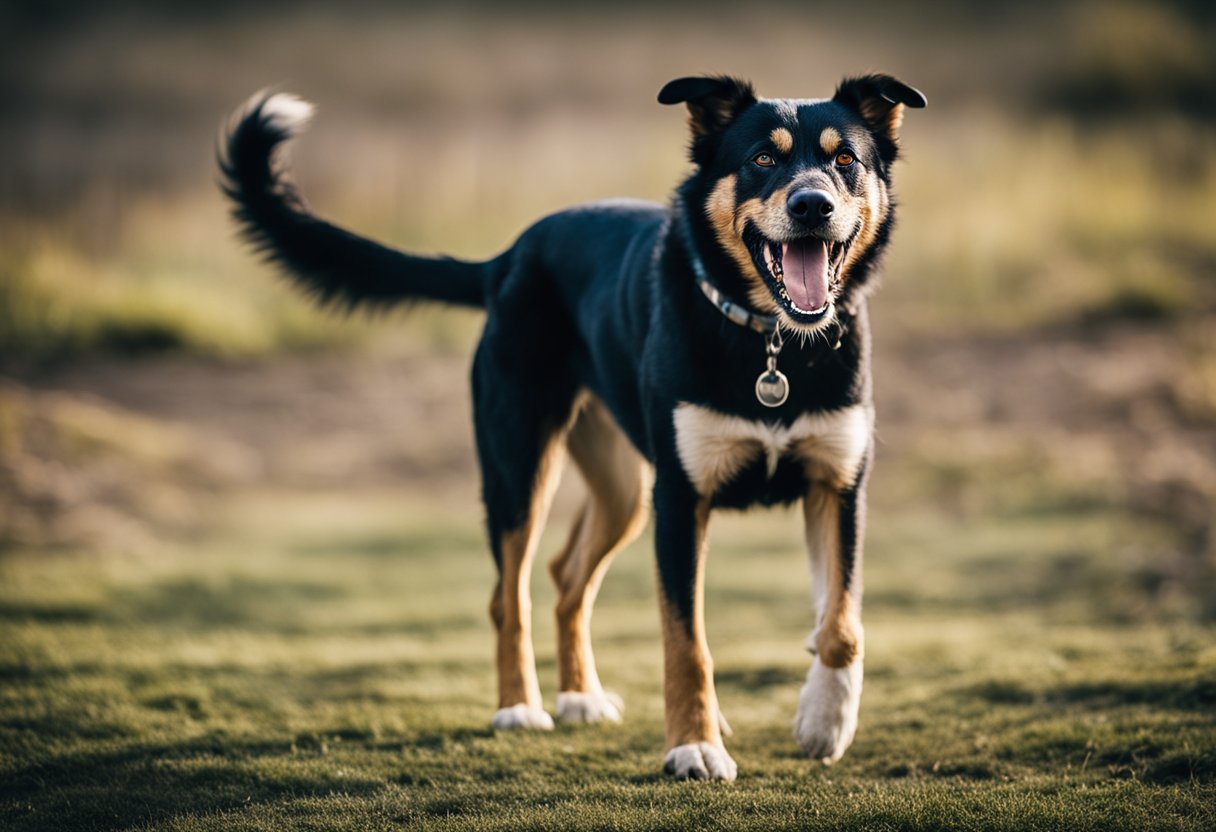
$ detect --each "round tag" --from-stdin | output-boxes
[755,369,789,408]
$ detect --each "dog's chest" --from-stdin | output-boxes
[672,403,872,495]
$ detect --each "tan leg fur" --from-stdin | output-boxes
[549,398,650,699]
[491,428,568,715]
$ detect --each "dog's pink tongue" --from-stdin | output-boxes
[782,239,829,311]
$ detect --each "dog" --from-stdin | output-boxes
[219,73,925,781]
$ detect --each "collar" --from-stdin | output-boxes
[697,277,776,335]
[679,212,778,336]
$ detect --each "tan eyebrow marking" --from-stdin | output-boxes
[770,127,794,155]
[819,127,842,155]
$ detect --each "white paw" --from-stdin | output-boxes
[663,742,738,781]
[491,703,554,730]
[555,690,624,724]
[793,657,862,764]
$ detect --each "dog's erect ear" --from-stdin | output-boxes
[658,75,757,139]
[833,74,926,142]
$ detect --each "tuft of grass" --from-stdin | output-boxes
[0,225,368,367]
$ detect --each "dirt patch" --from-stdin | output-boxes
[876,321,1216,551]
[1,350,478,551]
[3,320,1214,565]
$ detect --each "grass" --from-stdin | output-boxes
[0,206,404,364]
[2,480,1213,830]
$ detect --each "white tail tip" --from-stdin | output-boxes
[259,92,315,135]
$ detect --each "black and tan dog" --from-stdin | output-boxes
[220,73,925,780]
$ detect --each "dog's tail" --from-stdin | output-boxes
[218,92,487,310]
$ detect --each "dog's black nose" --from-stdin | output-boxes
[787,189,835,223]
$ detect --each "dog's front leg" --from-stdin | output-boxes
[793,461,869,764]
[653,476,736,781]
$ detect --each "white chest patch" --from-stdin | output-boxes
[672,403,872,494]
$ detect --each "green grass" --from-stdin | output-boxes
[2,486,1213,831]
[0,210,465,365]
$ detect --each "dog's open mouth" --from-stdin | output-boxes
[743,223,851,325]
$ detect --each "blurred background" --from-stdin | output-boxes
[1,1,1214,825]
[3,0,1214,597]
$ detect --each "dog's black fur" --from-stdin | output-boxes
[220,74,924,779]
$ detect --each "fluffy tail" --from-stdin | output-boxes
[218,91,487,310]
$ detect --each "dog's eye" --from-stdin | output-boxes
[835,152,856,167]
[753,153,775,167]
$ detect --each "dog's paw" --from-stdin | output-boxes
[555,690,624,724]
[793,657,862,764]
[663,742,738,781]
[491,704,555,730]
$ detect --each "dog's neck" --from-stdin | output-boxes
[673,194,759,318]
[676,209,777,337]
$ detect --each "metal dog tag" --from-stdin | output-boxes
[755,328,789,407]
[755,368,789,408]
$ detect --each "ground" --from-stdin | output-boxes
[2,315,1214,831]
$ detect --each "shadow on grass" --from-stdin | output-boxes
[0,658,489,754]
[1001,727,1216,786]
[966,675,1216,713]
[0,601,104,624]
[715,665,797,692]
[0,578,344,632]
[0,579,483,637]
[0,735,387,832]
[961,674,1216,784]
[871,546,1205,624]
[112,576,347,631]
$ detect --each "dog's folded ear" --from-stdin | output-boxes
[658,75,757,140]
[833,74,926,143]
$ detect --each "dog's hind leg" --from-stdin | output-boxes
[475,344,580,731]
[548,397,651,724]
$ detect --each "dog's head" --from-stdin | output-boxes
[660,74,925,334]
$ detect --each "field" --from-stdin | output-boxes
[2,1,1215,830]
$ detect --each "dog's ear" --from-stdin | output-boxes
[833,74,926,143]
[658,75,757,140]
